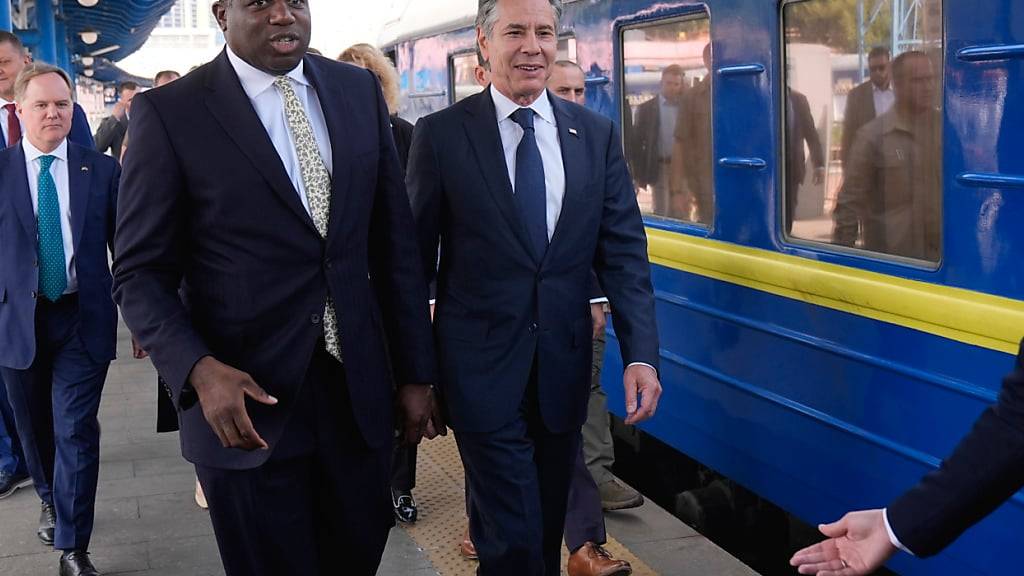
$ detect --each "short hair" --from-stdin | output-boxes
[477,0,562,38]
[338,43,401,115]
[0,31,25,53]
[891,50,930,82]
[153,70,180,85]
[868,46,892,61]
[117,81,139,94]
[554,60,583,74]
[14,63,73,103]
[661,64,684,79]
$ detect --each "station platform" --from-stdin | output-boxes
[0,323,760,576]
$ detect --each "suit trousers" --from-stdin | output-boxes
[457,372,580,576]
[0,374,28,477]
[392,434,417,491]
[194,345,393,576]
[0,294,109,550]
[582,335,615,485]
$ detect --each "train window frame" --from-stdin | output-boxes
[614,5,716,233]
[448,48,485,106]
[778,0,945,270]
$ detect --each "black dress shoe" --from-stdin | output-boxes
[0,470,32,499]
[38,501,56,546]
[391,488,418,523]
[59,550,100,576]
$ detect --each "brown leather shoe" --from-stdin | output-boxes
[460,525,478,560]
[567,542,632,576]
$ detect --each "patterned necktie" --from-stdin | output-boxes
[4,103,20,148]
[510,108,548,260]
[37,155,67,302]
[273,75,342,362]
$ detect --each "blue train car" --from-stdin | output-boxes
[381,1,1024,574]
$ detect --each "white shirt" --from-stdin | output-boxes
[491,85,565,241]
[226,46,333,215]
[23,138,77,294]
[658,96,679,159]
[873,84,895,117]
[883,508,915,555]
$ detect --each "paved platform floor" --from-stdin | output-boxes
[0,323,759,576]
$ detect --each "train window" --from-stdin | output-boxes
[621,13,713,225]
[782,0,943,263]
[558,35,577,62]
[450,51,486,104]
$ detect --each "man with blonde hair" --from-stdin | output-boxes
[0,63,121,576]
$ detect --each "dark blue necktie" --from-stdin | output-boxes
[510,108,548,259]
[37,155,67,302]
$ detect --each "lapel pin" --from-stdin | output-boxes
[568,128,579,137]
[81,166,89,172]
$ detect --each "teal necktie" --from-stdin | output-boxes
[37,155,67,302]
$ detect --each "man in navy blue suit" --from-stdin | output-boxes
[112,1,440,575]
[407,1,662,573]
[0,63,119,576]
[0,30,94,506]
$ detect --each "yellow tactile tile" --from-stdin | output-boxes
[400,434,659,576]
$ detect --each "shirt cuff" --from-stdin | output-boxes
[589,297,609,304]
[883,508,915,556]
[626,362,657,376]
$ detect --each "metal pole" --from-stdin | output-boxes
[55,19,71,73]
[35,0,57,65]
[892,0,900,57]
[0,1,11,32]
[857,0,865,83]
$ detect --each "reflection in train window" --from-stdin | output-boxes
[450,51,486,104]
[558,35,577,62]
[621,13,713,225]
[782,0,943,263]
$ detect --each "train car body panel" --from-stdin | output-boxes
[383,1,1024,574]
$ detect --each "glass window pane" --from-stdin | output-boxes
[451,52,486,104]
[783,0,943,263]
[622,14,713,225]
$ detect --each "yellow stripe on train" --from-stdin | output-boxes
[646,228,1024,355]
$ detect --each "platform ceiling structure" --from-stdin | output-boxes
[0,0,176,84]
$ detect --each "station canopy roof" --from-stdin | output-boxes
[64,0,178,81]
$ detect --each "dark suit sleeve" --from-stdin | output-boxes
[887,340,1024,557]
[406,116,443,292]
[797,95,826,169]
[93,115,120,155]
[594,120,659,370]
[107,163,120,255]
[841,87,862,168]
[111,93,212,407]
[366,71,437,386]
[69,103,96,149]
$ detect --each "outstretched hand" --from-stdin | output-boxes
[789,509,898,576]
[396,383,446,446]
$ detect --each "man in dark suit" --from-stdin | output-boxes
[629,65,684,216]
[790,338,1024,575]
[92,81,137,160]
[840,46,892,169]
[111,1,440,575]
[407,1,661,574]
[784,87,826,234]
[0,63,120,576]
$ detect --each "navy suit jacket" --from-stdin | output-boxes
[0,142,119,369]
[112,51,436,469]
[408,88,658,434]
[0,103,95,151]
[887,338,1024,556]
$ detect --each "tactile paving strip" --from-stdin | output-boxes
[400,433,659,576]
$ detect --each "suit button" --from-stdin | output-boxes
[31,290,37,299]
[311,313,321,325]
[529,322,538,334]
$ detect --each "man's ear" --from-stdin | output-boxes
[477,28,489,65]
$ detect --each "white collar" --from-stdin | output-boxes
[490,85,556,127]
[872,83,892,94]
[0,96,13,107]
[226,45,309,100]
[23,137,68,163]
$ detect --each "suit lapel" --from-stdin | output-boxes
[304,56,353,241]
[545,94,588,264]
[67,143,91,254]
[202,51,318,235]
[463,89,537,262]
[6,145,36,239]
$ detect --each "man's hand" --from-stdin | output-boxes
[130,336,149,360]
[789,509,898,576]
[590,303,607,339]
[188,356,278,451]
[396,384,446,446]
[112,99,129,120]
[623,364,661,425]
